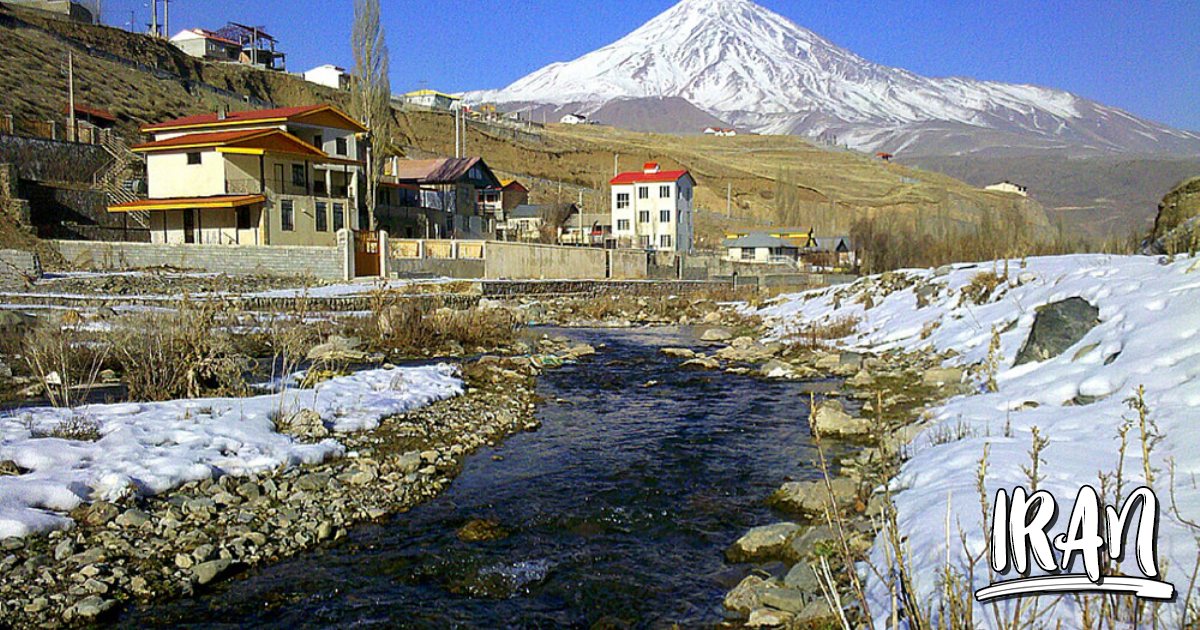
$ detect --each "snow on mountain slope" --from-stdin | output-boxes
[468,0,1200,156]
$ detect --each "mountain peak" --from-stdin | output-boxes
[467,0,1200,156]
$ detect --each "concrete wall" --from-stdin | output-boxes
[390,258,484,279]
[50,240,345,280]
[608,249,647,280]
[0,249,40,289]
[483,241,606,280]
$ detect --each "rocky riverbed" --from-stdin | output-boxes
[0,354,550,628]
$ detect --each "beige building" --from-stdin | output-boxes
[109,104,368,246]
[985,180,1029,197]
[610,162,695,253]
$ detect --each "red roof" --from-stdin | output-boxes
[132,128,270,150]
[142,105,328,132]
[610,169,692,185]
[66,104,117,123]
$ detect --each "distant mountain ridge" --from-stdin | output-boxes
[467,0,1200,157]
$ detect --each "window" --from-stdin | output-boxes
[616,193,630,210]
[659,185,671,198]
[660,235,673,249]
[291,164,306,188]
[638,235,650,249]
[186,152,202,165]
[313,135,323,150]
[741,247,755,261]
[333,202,345,232]
[281,199,294,231]
[236,207,251,230]
[335,137,348,156]
[314,180,327,195]
[617,219,630,231]
[639,210,651,223]
[315,201,328,232]
[660,210,671,223]
[638,186,649,199]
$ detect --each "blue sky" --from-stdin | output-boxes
[100,0,1200,131]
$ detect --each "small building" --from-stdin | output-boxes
[5,0,97,24]
[169,28,242,63]
[478,179,529,239]
[507,203,579,242]
[560,209,613,247]
[876,152,894,162]
[107,104,368,246]
[398,90,462,112]
[805,236,856,269]
[985,180,1028,197]
[610,162,695,253]
[304,65,349,91]
[723,233,800,264]
[377,157,500,239]
[725,226,814,248]
[704,127,737,137]
[560,114,588,125]
[65,104,117,144]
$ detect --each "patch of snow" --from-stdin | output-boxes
[0,364,462,539]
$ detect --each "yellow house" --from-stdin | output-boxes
[109,104,368,246]
[724,226,816,248]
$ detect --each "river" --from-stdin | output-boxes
[118,327,842,628]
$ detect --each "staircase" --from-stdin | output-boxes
[93,132,149,228]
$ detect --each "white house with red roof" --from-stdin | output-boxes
[610,162,695,252]
[108,104,370,247]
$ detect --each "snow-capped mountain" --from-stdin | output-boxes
[467,0,1200,156]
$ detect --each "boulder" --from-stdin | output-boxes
[760,587,807,613]
[0,460,23,476]
[922,367,964,386]
[306,335,368,364]
[723,574,777,616]
[681,356,720,371]
[278,409,329,439]
[660,347,696,359]
[786,525,838,562]
[747,607,794,627]
[192,558,233,585]
[726,522,802,563]
[700,327,733,342]
[783,562,820,591]
[457,518,509,542]
[810,400,872,437]
[768,478,857,517]
[1014,298,1100,366]
[760,359,796,379]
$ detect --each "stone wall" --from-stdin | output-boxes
[0,249,40,289]
[479,279,739,298]
[49,240,345,280]
[0,135,110,183]
[483,241,607,280]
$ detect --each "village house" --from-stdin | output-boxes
[65,104,118,144]
[172,23,286,71]
[106,104,368,246]
[377,157,500,239]
[398,90,462,112]
[703,127,737,137]
[985,180,1029,197]
[506,203,579,242]
[610,162,695,253]
[304,65,349,91]
[560,114,588,125]
[559,208,613,247]
[723,232,800,264]
[478,179,529,240]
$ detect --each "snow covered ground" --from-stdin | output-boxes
[0,365,463,539]
[758,254,1200,626]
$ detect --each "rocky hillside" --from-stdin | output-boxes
[1145,177,1200,254]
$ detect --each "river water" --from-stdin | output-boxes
[119,327,842,628]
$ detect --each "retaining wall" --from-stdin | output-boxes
[608,249,647,280]
[483,241,607,280]
[0,249,40,289]
[49,240,344,280]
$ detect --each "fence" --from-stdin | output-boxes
[50,240,346,280]
[387,238,638,280]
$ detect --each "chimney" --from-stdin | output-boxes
[217,106,228,121]
[643,162,660,174]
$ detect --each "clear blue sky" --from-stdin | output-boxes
[100,0,1200,131]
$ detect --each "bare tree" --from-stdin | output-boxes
[350,0,393,226]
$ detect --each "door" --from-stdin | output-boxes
[183,210,196,244]
[354,230,381,277]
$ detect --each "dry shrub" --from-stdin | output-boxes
[960,271,1006,305]
[113,299,249,401]
[19,323,110,408]
[364,296,520,355]
[32,413,102,442]
[790,315,861,349]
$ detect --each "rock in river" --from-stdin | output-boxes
[457,519,509,543]
[700,327,733,342]
[810,400,872,437]
[726,522,802,563]
[768,478,857,517]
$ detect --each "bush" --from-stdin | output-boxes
[19,322,110,408]
[361,295,520,355]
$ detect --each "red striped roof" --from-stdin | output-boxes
[610,169,691,185]
[132,128,271,150]
[142,105,329,132]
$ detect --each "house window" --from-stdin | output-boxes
[315,201,328,232]
[281,199,295,231]
[314,180,327,195]
[639,210,650,223]
[335,137,348,156]
[313,135,323,150]
[660,235,672,249]
[638,186,649,199]
[741,248,755,261]
[639,235,650,249]
[186,152,202,165]
[660,210,671,223]
[617,219,630,231]
[236,207,251,230]
[292,164,307,188]
[616,193,630,210]
[333,202,345,232]
[659,185,670,198]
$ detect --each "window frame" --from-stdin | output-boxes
[660,210,671,223]
[660,234,672,249]
[335,137,348,156]
[638,186,650,200]
[186,152,202,166]
[659,185,671,199]
[616,193,630,210]
[280,199,295,232]
[638,210,651,223]
[616,219,630,231]
[291,164,307,188]
[332,202,345,232]
[315,201,328,232]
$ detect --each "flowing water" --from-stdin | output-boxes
[119,327,846,628]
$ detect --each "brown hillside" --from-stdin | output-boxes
[0,3,1049,250]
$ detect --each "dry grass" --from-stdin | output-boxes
[18,322,109,408]
[961,270,1007,306]
[788,315,861,349]
[354,294,520,356]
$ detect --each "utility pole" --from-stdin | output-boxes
[613,153,618,177]
[162,0,170,39]
[726,182,731,218]
[67,52,76,143]
[577,189,584,246]
[150,0,158,37]
[453,107,460,158]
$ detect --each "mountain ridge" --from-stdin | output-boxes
[467,0,1200,157]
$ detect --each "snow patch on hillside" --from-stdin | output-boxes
[759,254,1200,626]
